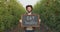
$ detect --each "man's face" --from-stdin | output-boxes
[26,7,32,13]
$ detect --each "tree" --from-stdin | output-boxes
[0,0,25,32]
[33,0,60,32]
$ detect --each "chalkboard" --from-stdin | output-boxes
[21,14,40,27]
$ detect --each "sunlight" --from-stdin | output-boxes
[18,0,40,8]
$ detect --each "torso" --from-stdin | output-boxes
[25,12,33,30]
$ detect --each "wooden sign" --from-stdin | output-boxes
[21,14,40,27]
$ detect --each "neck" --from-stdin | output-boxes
[27,12,32,15]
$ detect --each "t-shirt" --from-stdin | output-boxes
[25,12,33,30]
[26,27,33,30]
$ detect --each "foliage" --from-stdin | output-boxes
[0,0,25,32]
[33,0,60,32]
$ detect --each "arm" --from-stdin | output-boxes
[19,19,23,27]
[38,15,41,24]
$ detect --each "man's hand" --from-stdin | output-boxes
[39,19,41,24]
[19,19,23,27]
[19,19,22,23]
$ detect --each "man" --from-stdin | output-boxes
[19,5,41,32]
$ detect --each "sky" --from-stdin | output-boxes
[18,0,40,8]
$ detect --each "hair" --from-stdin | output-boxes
[26,5,33,10]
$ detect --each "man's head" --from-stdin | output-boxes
[26,5,33,13]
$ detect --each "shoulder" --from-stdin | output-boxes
[32,13,39,15]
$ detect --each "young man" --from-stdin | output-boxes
[20,5,41,32]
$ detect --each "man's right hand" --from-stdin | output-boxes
[19,19,22,23]
[19,19,23,27]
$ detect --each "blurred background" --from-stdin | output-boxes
[0,0,60,32]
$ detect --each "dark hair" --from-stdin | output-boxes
[26,5,33,9]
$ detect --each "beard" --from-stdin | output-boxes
[28,11,31,13]
[27,10,32,13]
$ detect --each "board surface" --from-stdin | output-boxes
[21,14,40,27]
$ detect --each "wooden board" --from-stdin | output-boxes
[21,14,40,27]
